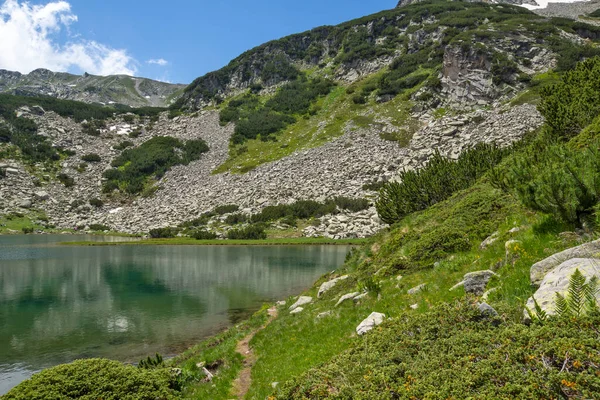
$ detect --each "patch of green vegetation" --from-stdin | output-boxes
[102,136,209,195]
[4,358,178,399]
[377,143,513,224]
[0,212,47,234]
[278,300,600,399]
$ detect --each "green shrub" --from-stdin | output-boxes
[89,224,110,232]
[114,140,134,151]
[57,173,75,188]
[4,358,178,400]
[149,227,177,238]
[0,167,5,179]
[227,225,267,240]
[225,213,248,225]
[89,198,104,208]
[21,227,34,234]
[376,143,511,224]
[277,301,600,399]
[501,141,600,227]
[191,230,218,240]
[407,226,471,264]
[81,153,101,162]
[539,57,600,139]
[138,353,164,369]
[214,204,240,215]
[103,137,209,194]
[333,197,371,212]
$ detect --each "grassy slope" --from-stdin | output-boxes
[175,176,583,399]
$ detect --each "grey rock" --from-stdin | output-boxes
[34,191,50,201]
[525,258,600,319]
[290,307,304,315]
[408,283,426,295]
[318,275,349,297]
[316,311,333,319]
[19,199,32,209]
[356,312,386,335]
[480,231,499,250]
[530,239,600,286]
[353,292,368,302]
[463,270,498,296]
[289,296,312,311]
[478,302,499,318]
[336,292,360,307]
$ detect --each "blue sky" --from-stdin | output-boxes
[0,0,395,83]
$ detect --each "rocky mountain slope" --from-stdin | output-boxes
[1,0,600,238]
[0,69,186,108]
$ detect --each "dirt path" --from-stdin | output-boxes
[231,306,279,399]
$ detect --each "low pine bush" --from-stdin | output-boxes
[227,225,267,240]
[81,153,101,162]
[149,227,177,239]
[4,358,178,400]
[376,143,511,224]
[191,229,218,240]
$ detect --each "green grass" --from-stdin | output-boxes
[0,212,47,234]
[171,306,271,399]
[63,237,366,246]
[510,71,561,106]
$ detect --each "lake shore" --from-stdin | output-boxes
[61,237,366,246]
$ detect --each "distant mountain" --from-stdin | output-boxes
[0,69,186,108]
[396,0,538,7]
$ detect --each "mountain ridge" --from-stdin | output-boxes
[0,68,186,108]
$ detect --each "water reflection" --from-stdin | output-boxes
[0,235,348,394]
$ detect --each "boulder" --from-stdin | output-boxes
[463,270,498,296]
[407,283,426,295]
[356,312,386,335]
[318,275,349,297]
[525,258,600,319]
[335,292,360,307]
[478,302,499,318]
[19,199,32,209]
[290,307,304,315]
[34,191,50,201]
[289,296,312,311]
[530,239,600,286]
[353,292,368,302]
[6,168,19,175]
[316,311,333,319]
[480,231,499,250]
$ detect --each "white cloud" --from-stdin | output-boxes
[147,58,168,66]
[0,0,137,76]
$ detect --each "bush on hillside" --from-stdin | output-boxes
[277,301,600,399]
[3,358,178,400]
[103,137,208,194]
[539,57,600,139]
[149,227,177,239]
[498,140,600,227]
[81,153,101,162]
[114,140,134,151]
[191,230,218,240]
[214,204,240,215]
[89,198,104,208]
[225,213,248,225]
[89,224,111,232]
[57,173,75,188]
[333,196,371,212]
[376,143,511,224]
[227,225,267,240]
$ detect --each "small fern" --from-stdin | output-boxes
[527,296,548,323]
[138,353,164,369]
[554,269,600,319]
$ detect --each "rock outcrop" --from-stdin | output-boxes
[530,240,600,286]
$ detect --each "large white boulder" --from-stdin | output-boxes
[525,258,600,319]
[289,296,313,311]
[530,240,600,286]
[318,275,349,297]
[356,312,386,336]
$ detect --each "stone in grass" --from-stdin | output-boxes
[530,239,600,286]
[525,258,600,320]
[289,296,312,311]
[316,311,333,319]
[276,300,286,306]
[478,302,499,318]
[353,292,368,302]
[290,307,304,315]
[335,292,360,307]
[407,283,426,295]
[480,231,499,250]
[356,312,386,335]
[318,275,349,297]
[463,270,499,296]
